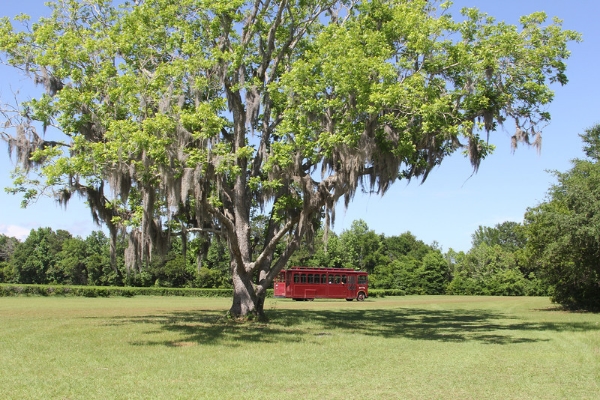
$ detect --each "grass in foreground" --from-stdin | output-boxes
[0,296,598,399]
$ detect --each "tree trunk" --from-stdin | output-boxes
[228,263,267,321]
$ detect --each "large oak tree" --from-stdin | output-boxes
[0,0,579,318]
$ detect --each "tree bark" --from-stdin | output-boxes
[228,263,267,320]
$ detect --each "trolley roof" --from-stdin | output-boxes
[284,266,366,273]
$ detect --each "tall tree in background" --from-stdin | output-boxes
[0,0,579,318]
[472,221,527,252]
[0,234,19,282]
[9,227,71,284]
[0,234,19,263]
[525,125,600,310]
[339,219,382,273]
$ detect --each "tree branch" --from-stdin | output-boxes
[250,215,297,272]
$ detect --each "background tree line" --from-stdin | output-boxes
[290,219,547,296]
[0,218,545,297]
[0,228,231,289]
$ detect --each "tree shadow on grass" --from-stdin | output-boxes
[103,306,600,347]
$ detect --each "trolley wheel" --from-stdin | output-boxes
[308,298,314,301]
[357,292,365,301]
[346,298,353,301]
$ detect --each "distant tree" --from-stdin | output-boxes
[418,251,449,294]
[383,232,431,261]
[444,219,549,296]
[286,229,345,268]
[0,234,19,282]
[525,125,600,310]
[395,257,423,293]
[0,234,19,262]
[371,249,448,294]
[84,231,115,286]
[161,255,193,287]
[200,238,232,288]
[369,231,430,292]
[339,220,383,273]
[472,221,527,252]
[370,230,448,293]
[372,256,419,291]
[53,237,88,284]
[10,228,71,284]
[0,0,579,318]
[446,242,528,295]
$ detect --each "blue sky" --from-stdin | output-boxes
[1,0,598,252]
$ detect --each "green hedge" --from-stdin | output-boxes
[0,284,404,299]
[0,284,275,298]
[368,289,406,298]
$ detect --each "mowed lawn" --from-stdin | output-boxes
[0,295,598,399]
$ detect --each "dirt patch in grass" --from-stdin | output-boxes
[170,341,197,347]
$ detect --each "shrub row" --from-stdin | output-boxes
[0,284,275,298]
[0,284,405,299]
[368,289,406,298]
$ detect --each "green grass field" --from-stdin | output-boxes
[1,295,598,399]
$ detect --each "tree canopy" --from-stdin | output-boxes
[0,0,580,318]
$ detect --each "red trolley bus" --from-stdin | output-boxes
[273,267,368,301]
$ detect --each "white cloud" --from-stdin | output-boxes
[0,224,31,240]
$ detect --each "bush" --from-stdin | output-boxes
[524,273,550,297]
[368,289,406,298]
[0,262,14,283]
[485,269,527,296]
[446,274,484,295]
